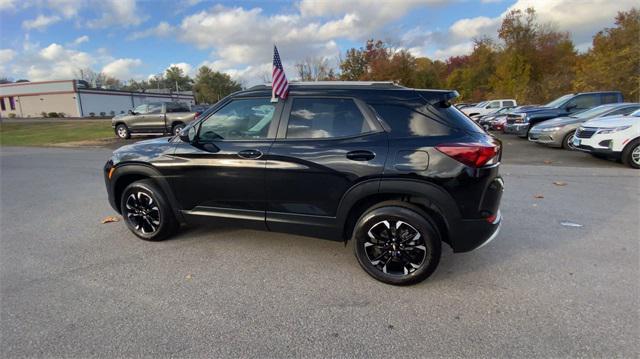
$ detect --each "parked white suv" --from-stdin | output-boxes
[461,99,518,117]
[573,109,640,168]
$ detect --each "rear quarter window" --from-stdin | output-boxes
[370,104,452,137]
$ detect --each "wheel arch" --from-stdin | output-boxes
[337,179,461,246]
[110,163,184,222]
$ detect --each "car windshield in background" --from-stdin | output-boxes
[544,94,573,108]
[571,105,617,119]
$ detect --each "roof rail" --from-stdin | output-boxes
[250,81,403,89]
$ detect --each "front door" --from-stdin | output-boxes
[265,97,387,237]
[137,103,166,133]
[167,97,282,226]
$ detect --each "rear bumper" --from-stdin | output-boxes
[450,210,502,252]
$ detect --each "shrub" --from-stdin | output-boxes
[100,112,106,117]
[47,112,59,118]
[41,112,48,118]
[58,112,65,118]
[110,110,115,116]
[89,112,95,117]
[8,113,16,118]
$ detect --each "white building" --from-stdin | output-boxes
[0,80,195,118]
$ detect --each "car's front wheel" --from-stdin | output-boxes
[352,201,441,285]
[115,124,131,139]
[622,139,640,169]
[120,179,178,241]
[563,130,576,150]
[172,123,185,136]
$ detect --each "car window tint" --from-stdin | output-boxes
[608,106,640,116]
[147,103,163,114]
[166,103,190,113]
[286,98,373,139]
[487,101,500,109]
[503,100,515,107]
[199,98,275,141]
[601,93,620,104]
[133,104,148,114]
[567,94,599,110]
[371,104,451,137]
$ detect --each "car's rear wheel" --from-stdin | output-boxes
[172,123,185,136]
[115,124,131,139]
[562,130,576,150]
[120,179,177,241]
[622,139,640,169]
[352,202,441,285]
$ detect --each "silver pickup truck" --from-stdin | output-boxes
[112,102,196,139]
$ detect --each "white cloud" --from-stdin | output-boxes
[0,49,16,63]
[0,0,16,11]
[449,16,501,41]
[128,22,175,40]
[47,0,84,18]
[22,15,61,30]
[102,58,143,79]
[70,35,89,46]
[87,0,146,28]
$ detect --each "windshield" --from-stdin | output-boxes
[544,94,573,108]
[475,101,488,108]
[571,105,616,120]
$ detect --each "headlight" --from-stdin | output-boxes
[513,113,528,123]
[540,126,562,132]
[597,126,631,134]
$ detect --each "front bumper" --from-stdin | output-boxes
[504,123,529,136]
[528,130,562,146]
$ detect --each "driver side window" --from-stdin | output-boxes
[133,104,148,114]
[487,101,500,109]
[198,98,276,141]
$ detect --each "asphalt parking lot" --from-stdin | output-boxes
[1,134,638,357]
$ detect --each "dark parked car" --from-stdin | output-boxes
[103,82,504,285]
[504,91,624,138]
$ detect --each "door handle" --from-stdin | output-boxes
[346,150,375,161]
[237,149,263,159]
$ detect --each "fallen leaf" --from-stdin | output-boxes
[543,160,553,164]
[553,181,567,186]
[185,274,193,280]
[101,216,120,224]
[534,194,544,199]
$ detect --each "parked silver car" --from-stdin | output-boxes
[528,103,640,149]
[112,102,196,139]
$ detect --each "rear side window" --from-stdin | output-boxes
[433,104,485,134]
[166,103,190,113]
[503,100,515,107]
[566,94,599,111]
[286,98,374,139]
[601,93,620,104]
[371,104,451,137]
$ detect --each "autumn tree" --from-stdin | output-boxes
[339,48,367,80]
[574,8,640,101]
[193,66,242,104]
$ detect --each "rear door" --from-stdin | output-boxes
[265,97,387,236]
[137,103,166,133]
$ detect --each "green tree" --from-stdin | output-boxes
[574,8,640,101]
[165,66,193,91]
[193,66,242,104]
[339,48,367,80]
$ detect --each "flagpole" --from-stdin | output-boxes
[271,44,278,103]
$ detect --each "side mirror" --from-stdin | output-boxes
[565,104,577,112]
[179,126,197,143]
[128,110,133,115]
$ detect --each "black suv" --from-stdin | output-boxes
[104,82,503,285]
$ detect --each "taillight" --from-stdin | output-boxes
[194,111,202,120]
[436,142,501,168]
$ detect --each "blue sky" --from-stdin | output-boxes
[0,0,636,86]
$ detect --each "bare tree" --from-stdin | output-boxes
[295,57,336,81]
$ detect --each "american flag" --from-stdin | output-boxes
[272,45,289,100]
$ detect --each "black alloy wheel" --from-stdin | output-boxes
[353,202,441,285]
[120,180,177,241]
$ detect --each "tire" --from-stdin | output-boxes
[621,139,640,169]
[562,130,576,150]
[115,124,131,139]
[172,123,185,136]
[120,179,178,241]
[352,201,441,285]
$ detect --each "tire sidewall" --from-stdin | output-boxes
[623,139,640,169]
[172,124,185,136]
[353,205,441,285]
[120,180,175,241]
[563,130,576,150]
